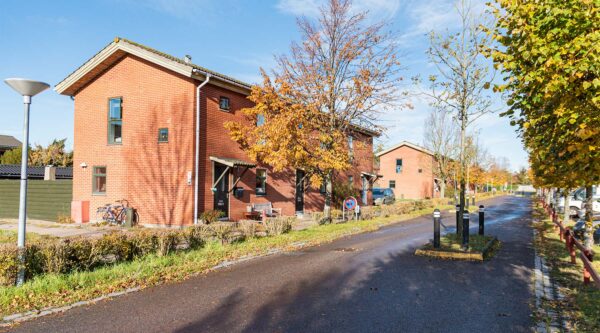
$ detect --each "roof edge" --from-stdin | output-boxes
[376,141,433,157]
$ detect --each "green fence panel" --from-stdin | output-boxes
[0,180,72,222]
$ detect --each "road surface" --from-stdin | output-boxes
[9,196,534,333]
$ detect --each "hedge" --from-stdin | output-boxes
[0,217,294,286]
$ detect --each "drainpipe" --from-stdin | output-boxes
[194,73,211,225]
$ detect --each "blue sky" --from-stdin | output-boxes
[0,0,528,170]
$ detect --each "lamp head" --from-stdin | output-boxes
[4,78,50,97]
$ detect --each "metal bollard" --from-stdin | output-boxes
[455,204,460,235]
[433,209,441,248]
[466,195,470,209]
[462,210,470,248]
[478,205,484,236]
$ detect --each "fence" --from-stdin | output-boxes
[541,198,600,289]
[0,179,72,222]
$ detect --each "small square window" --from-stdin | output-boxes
[389,180,396,189]
[219,96,230,111]
[418,168,422,173]
[158,128,169,143]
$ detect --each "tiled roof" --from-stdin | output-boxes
[0,135,21,149]
[0,164,73,179]
[117,38,252,89]
[55,37,252,91]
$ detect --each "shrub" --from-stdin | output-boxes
[0,245,17,286]
[265,217,294,235]
[57,213,74,224]
[237,220,258,238]
[200,210,225,224]
[210,223,234,244]
[360,206,380,220]
[332,182,360,209]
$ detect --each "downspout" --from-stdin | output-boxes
[194,73,211,225]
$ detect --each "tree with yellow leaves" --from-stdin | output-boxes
[226,0,404,221]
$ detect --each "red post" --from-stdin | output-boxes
[559,226,563,241]
[568,235,577,264]
[262,209,267,223]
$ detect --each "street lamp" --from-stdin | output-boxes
[4,78,50,286]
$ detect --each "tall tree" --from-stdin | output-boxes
[424,0,495,239]
[487,0,600,247]
[226,0,404,221]
[0,138,73,167]
[423,108,459,199]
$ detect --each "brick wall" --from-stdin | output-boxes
[73,55,196,226]
[377,145,435,199]
[73,54,377,225]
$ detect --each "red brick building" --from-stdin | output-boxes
[56,38,378,227]
[375,141,438,200]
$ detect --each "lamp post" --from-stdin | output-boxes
[4,78,50,286]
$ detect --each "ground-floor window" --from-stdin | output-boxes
[389,180,396,189]
[93,166,107,194]
[256,169,267,195]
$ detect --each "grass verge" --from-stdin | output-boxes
[532,204,600,332]
[416,233,500,261]
[1,193,505,319]
[1,205,448,318]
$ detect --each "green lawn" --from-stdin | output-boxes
[532,205,600,332]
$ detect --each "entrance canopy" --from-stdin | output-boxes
[210,156,256,168]
[361,171,383,182]
[210,156,256,192]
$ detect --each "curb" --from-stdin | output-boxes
[414,237,498,261]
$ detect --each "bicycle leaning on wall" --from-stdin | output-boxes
[96,199,130,226]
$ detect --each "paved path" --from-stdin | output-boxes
[9,196,534,333]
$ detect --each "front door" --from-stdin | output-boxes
[213,163,229,218]
[295,169,305,213]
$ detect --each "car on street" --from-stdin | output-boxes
[372,188,395,205]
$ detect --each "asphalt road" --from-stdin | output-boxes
[9,196,534,333]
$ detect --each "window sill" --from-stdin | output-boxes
[219,108,231,112]
[92,192,107,196]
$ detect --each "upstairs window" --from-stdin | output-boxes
[395,159,403,173]
[108,98,122,144]
[418,168,423,173]
[219,96,230,111]
[158,128,169,143]
[256,169,267,195]
[93,166,107,194]
[348,175,354,185]
[389,180,396,189]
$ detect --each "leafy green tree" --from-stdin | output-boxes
[487,0,600,247]
[0,147,23,164]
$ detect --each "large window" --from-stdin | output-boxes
[256,169,267,195]
[108,97,122,144]
[395,159,403,173]
[93,166,107,194]
[389,180,396,189]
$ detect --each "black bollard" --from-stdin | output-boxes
[433,209,441,248]
[466,195,470,209]
[479,205,485,235]
[462,210,470,248]
[472,196,475,206]
[455,204,460,235]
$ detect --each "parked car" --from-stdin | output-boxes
[373,188,395,205]
[554,186,600,217]
[572,216,600,244]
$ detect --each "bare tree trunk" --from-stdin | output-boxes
[563,189,570,224]
[324,172,333,223]
[458,122,466,237]
[440,181,446,199]
[584,185,594,249]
